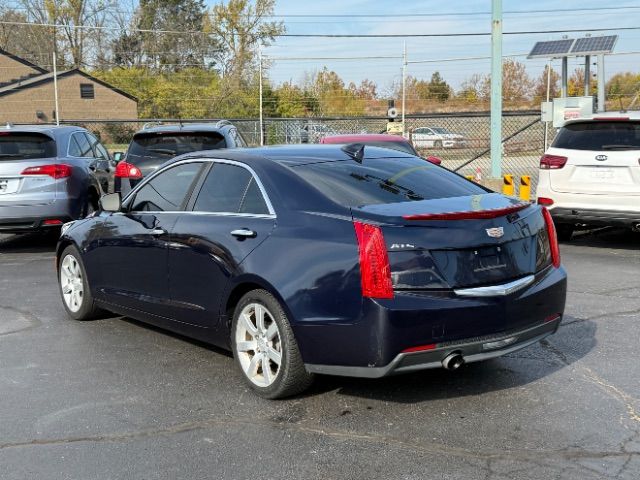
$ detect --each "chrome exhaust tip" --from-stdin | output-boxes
[442,352,465,371]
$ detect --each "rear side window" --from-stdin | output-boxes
[127,132,227,164]
[292,157,485,207]
[193,163,269,215]
[130,162,202,212]
[0,132,56,160]
[553,121,640,150]
[69,132,93,157]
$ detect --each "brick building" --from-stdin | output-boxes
[0,48,137,124]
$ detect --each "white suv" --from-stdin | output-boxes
[536,112,640,240]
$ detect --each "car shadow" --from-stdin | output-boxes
[565,227,639,251]
[0,232,58,253]
[302,317,596,404]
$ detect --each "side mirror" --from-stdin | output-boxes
[113,152,124,162]
[425,155,442,166]
[99,192,121,212]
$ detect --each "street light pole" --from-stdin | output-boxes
[490,0,503,179]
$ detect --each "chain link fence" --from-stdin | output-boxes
[60,111,551,196]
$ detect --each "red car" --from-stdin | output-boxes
[320,134,442,165]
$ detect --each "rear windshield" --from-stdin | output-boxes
[127,132,227,163]
[553,121,640,151]
[292,157,485,207]
[0,132,56,160]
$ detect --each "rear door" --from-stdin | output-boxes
[548,120,640,196]
[96,161,204,317]
[167,161,276,329]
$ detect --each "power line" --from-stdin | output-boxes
[265,6,640,18]
[1,20,639,37]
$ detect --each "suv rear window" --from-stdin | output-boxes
[553,121,640,151]
[127,132,227,164]
[292,157,485,207]
[0,132,56,160]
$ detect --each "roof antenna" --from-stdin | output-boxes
[341,143,365,163]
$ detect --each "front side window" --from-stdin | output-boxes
[129,162,202,212]
[193,163,269,215]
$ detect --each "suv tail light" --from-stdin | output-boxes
[541,207,560,268]
[21,164,72,179]
[540,154,567,170]
[115,161,143,179]
[353,222,393,299]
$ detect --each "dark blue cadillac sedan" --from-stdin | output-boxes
[56,145,567,398]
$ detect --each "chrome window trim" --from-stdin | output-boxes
[453,275,535,297]
[123,157,276,217]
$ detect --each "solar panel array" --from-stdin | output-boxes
[527,39,575,58]
[570,35,618,55]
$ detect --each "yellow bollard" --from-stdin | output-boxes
[465,175,474,182]
[519,175,531,201]
[502,174,514,196]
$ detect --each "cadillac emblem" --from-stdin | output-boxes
[485,227,504,238]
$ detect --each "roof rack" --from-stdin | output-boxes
[142,121,163,130]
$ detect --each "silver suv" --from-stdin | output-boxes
[0,124,114,233]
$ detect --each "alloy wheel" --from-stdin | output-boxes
[235,302,282,387]
[60,254,84,313]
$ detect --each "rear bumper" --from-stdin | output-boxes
[0,199,76,233]
[305,316,560,378]
[550,207,640,227]
[295,265,567,374]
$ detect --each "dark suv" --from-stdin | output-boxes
[115,121,247,194]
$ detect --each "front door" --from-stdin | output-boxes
[95,161,204,317]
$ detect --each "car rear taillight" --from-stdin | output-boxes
[541,207,561,268]
[115,161,143,179]
[21,164,72,179]
[353,221,393,299]
[540,154,567,170]
[537,197,554,206]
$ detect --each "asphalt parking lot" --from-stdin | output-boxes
[1,229,638,480]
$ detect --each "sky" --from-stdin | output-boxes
[206,0,640,93]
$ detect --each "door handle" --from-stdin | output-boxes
[230,228,257,238]
[151,228,167,236]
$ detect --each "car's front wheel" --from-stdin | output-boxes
[231,289,314,399]
[58,245,102,320]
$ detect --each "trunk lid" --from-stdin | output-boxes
[0,131,60,207]
[352,193,549,289]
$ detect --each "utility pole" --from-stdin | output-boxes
[258,47,264,146]
[53,51,60,126]
[402,42,407,135]
[490,0,502,179]
[597,54,605,112]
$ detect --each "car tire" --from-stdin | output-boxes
[434,140,443,148]
[231,289,314,399]
[81,193,99,219]
[58,245,103,320]
[556,224,574,242]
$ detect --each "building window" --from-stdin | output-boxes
[80,83,95,99]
